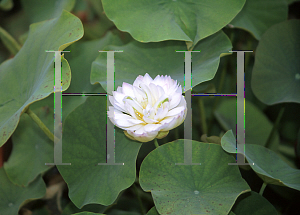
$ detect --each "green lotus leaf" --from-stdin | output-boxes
[230,0,288,40]
[221,130,300,191]
[214,98,280,150]
[4,95,54,186]
[91,30,232,94]
[146,207,159,215]
[72,212,104,215]
[57,96,142,207]
[231,191,278,215]
[21,0,76,23]
[62,202,106,215]
[101,0,245,46]
[251,20,300,104]
[0,168,46,215]
[140,140,250,215]
[62,31,124,121]
[0,10,84,147]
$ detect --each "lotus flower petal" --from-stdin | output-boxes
[107,73,187,142]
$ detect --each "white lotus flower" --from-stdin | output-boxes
[107,73,187,143]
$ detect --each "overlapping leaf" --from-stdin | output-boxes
[3,95,54,186]
[62,31,123,120]
[62,202,106,215]
[0,10,84,147]
[251,20,300,104]
[146,207,159,215]
[21,0,76,24]
[76,0,116,40]
[102,0,245,46]
[0,168,46,215]
[140,140,250,215]
[106,211,140,215]
[91,30,232,94]
[73,212,104,215]
[230,0,288,40]
[221,130,300,191]
[214,99,280,150]
[57,96,142,208]
[230,191,278,215]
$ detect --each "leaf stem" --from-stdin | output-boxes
[259,182,267,196]
[0,26,21,55]
[198,97,207,134]
[154,138,159,148]
[133,184,146,215]
[26,108,55,142]
[265,106,285,149]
